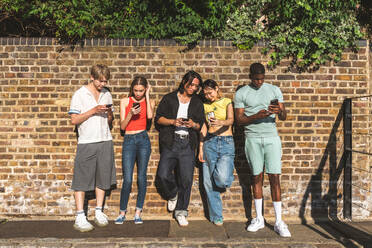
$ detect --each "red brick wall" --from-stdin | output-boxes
[0,38,370,221]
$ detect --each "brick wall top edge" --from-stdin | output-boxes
[1,37,367,47]
[0,37,232,47]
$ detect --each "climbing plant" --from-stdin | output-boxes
[0,0,367,70]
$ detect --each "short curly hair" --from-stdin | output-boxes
[249,63,265,75]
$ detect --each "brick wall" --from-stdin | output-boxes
[0,37,371,221]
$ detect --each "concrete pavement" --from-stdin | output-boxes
[0,219,371,247]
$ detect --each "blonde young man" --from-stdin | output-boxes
[68,64,116,232]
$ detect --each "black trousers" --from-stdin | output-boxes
[157,135,195,215]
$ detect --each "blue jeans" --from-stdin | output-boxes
[120,131,151,212]
[203,135,235,222]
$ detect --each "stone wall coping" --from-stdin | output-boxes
[0,37,367,47]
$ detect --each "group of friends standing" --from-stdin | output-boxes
[68,63,291,238]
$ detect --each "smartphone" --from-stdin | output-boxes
[133,102,140,108]
[270,99,279,105]
[181,118,189,122]
[207,111,215,120]
[106,104,112,108]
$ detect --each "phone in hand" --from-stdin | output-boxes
[133,102,140,108]
[181,118,189,122]
[207,111,215,121]
[270,99,279,105]
[106,104,113,108]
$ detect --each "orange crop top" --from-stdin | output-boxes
[125,97,147,131]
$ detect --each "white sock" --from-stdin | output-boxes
[76,210,85,218]
[254,198,263,220]
[95,206,102,215]
[273,201,282,224]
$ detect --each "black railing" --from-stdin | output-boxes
[343,95,372,219]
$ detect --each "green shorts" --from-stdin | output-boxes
[244,136,282,175]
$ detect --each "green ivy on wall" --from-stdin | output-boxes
[0,0,367,71]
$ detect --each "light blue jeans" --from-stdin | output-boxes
[202,135,235,222]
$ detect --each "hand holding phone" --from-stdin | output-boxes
[268,99,281,114]
[207,111,215,121]
[270,99,279,105]
[106,104,112,108]
[181,118,189,125]
[131,102,141,115]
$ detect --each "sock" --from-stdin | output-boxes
[95,206,102,215]
[135,208,142,218]
[273,201,282,224]
[76,210,85,217]
[254,198,263,220]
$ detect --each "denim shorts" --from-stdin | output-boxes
[244,136,282,175]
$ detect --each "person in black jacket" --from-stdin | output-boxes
[155,71,204,226]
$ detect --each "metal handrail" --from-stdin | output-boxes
[345,148,372,156]
[343,98,352,219]
[343,95,372,219]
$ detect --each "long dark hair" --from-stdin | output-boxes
[177,70,202,94]
[129,76,148,97]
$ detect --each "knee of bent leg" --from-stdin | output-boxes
[214,173,233,188]
[156,169,168,182]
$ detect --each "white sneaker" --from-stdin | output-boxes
[246,217,265,232]
[274,221,291,237]
[167,194,178,212]
[176,215,188,227]
[94,211,109,227]
[73,215,94,232]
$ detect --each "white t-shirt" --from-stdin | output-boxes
[175,99,190,135]
[68,86,113,144]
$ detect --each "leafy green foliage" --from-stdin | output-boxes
[0,0,367,71]
[222,1,270,50]
[0,0,235,44]
[357,0,372,38]
[223,0,363,71]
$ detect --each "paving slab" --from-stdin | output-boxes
[325,221,372,247]
[343,221,372,235]
[0,220,370,247]
[224,221,340,242]
[0,220,169,238]
[168,220,228,239]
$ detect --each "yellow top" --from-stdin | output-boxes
[203,97,232,121]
